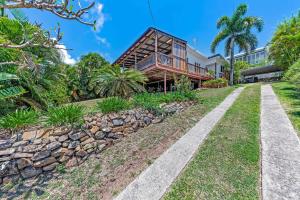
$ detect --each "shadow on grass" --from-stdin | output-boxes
[0,172,57,200]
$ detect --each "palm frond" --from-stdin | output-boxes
[243,16,264,32]
[0,85,27,100]
[217,16,230,29]
[0,72,18,82]
[211,30,230,53]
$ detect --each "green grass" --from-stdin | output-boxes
[272,81,300,134]
[97,97,132,114]
[164,84,261,200]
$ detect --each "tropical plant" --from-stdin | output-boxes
[211,4,263,85]
[284,59,300,88]
[0,72,26,100]
[68,53,109,100]
[97,97,132,114]
[91,65,148,98]
[269,11,300,69]
[174,75,192,93]
[234,61,250,83]
[46,104,84,126]
[0,109,39,129]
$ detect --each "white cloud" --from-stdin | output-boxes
[56,44,76,65]
[93,3,105,32]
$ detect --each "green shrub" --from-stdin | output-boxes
[0,109,39,129]
[46,104,84,126]
[203,78,228,88]
[97,97,132,114]
[174,75,192,93]
[284,59,300,87]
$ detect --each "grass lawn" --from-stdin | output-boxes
[272,81,300,134]
[164,84,261,200]
[3,87,236,200]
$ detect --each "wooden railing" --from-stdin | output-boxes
[136,52,209,77]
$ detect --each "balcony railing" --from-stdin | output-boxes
[136,52,209,77]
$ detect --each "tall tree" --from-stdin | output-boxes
[211,4,263,85]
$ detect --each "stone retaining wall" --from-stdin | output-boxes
[0,101,194,185]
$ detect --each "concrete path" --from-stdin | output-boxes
[261,85,300,200]
[115,87,244,200]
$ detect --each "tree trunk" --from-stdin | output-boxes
[229,40,235,86]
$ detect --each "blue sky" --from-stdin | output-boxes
[23,0,300,64]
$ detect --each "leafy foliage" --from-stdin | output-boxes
[174,75,192,93]
[211,4,263,85]
[0,109,39,129]
[97,97,132,114]
[284,59,300,88]
[67,53,109,100]
[46,105,84,126]
[203,78,228,88]
[92,65,148,98]
[269,11,300,69]
[234,61,250,83]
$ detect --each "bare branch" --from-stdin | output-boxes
[1,0,95,26]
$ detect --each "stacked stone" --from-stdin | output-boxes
[0,102,194,185]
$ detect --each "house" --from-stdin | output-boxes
[228,46,268,65]
[113,27,226,93]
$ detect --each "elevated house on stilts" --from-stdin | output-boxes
[113,27,226,93]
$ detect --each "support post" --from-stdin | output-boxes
[155,31,158,66]
[164,71,167,95]
[198,79,202,89]
[134,52,137,69]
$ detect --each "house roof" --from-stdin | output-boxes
[113,27,187,67]
[241,65,283,76]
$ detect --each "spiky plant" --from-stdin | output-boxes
[211,4,263,85]
[91,66,148,98]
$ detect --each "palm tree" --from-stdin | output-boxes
[211,4,263,85]
[91,65,148,98]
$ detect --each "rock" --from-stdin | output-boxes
[135,112,142,119]
[12,140,28,147]
[22,130,37,141]
[62,141,69,148]
[58,134,69,142]
[33,139,43,145]
[0,161,10,177]
[80,135,89,142]
[43,162,59,171]
[152,118,163,124]
[17,158,32,169]
[68,141,80,149]
[13,152,33,159]
[81,138,95,146]
[6,161,19,176]
[36,128,52,139]
[0,157,11,162]
[21,166,42,179]
[52,127,70,136]
[132,122,139,131]
[97,144,106,151]
[102,127,112,133]
[76,150,87,157]
[66,157,78,168]
[47,141,61,151]
[90,126,100,134]
[0,148,15,156]
[75,145,81,151]
[33,156,56,168]
[83,142,96,151]
[143,116,152,125]
[51,148,68,157]
[32,150,51,161]
[68,132,86,141]
[94,132,106,140]
[0,140,12,150]
[58,155,70,163]
[22,144,40,153]
[107,133,120,139]
[112,126,125,133]
[112,118,124,126]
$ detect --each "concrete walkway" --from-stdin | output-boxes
[261,85,300,200]
[115,87,244,200]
